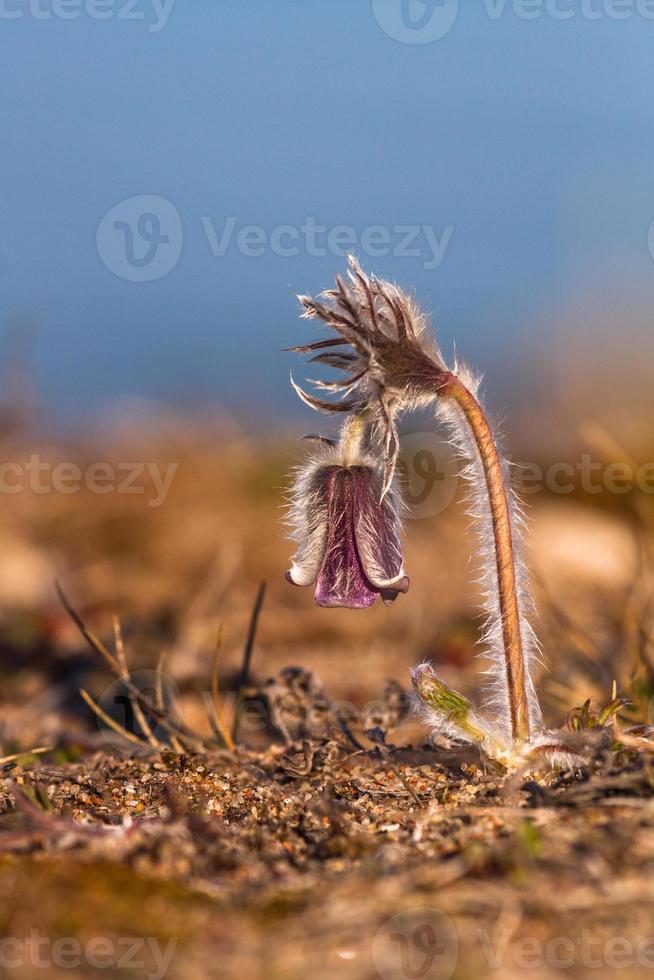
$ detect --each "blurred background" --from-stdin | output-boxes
[1,2,654,426]
[0,0,652,673]
[0,0,653,700]
[0,0,652,723]
[2,5,654,977]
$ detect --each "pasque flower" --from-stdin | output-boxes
[286,420,409,608]
[285,255,548,765]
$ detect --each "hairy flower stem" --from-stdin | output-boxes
[338,412,372,466]
[440,373,530,743]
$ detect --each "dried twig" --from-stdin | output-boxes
[205,623,235,750]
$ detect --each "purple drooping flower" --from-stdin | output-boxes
[286,460,409,609]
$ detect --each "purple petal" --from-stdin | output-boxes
[287,462,409,609]
[315,468,377,609]
[352,468,409,604]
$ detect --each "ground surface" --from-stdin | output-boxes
[1,424,653,979]
[4,735,654,979]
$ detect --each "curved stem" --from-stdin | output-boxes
[441,374,530,742]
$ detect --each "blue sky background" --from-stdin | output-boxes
[1,1,653,428]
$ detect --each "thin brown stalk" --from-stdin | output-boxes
[113,615,161,750]
[231,582,266,742]
[442,375,530,742]
[156,652,184,753]
[207,623,235,750]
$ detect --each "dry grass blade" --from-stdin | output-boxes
[238,582,266,691]
[113,615,161,750]
[79,688,146,750]
[58,582,207,753]
[156,652,184,753]
[231,582,266,741]
[167,544,241,678]
[0,746,52,767]
[206,623,235,750]
[55,580,120,674]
